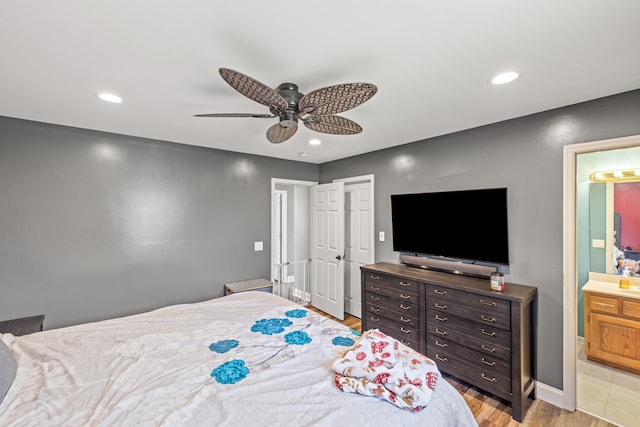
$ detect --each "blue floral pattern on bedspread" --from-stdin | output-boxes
[284,330,312,345]
[284,309,307,318]
[209,339,239,354]
[210,359,249,384]
[332,336,355,346]
[251,318,293,335]
[208,305,356,385]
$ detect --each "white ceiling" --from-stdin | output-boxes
[1,1,639,164]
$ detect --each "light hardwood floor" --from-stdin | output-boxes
[307,306,615,427]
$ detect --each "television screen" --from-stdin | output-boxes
[391,188,509,265]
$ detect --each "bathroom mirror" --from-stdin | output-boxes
[603,181,640,274]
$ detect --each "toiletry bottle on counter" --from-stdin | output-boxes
[619,267,631,289]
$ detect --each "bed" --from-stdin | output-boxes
[0,291,477,426]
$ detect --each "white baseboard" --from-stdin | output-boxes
[536,381,564,409]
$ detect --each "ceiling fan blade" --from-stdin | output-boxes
[298,83,377,115]
[302,115,362,135]
[194,113,275,118]
[266,122,298,144]
[219,68,289,111]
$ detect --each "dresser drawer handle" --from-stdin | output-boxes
[399,281,411,287]
[370,275,380,280]
[435,303,447,310]
[370,295,380,301]
[434,289,447,295]
[400,316,411,323]
[400,339,409,345]
[371,307,380,313]
[371,286,380,291]
[400,294,412,299]
[370,316,380,322]
[481,357,496,367]
[435,328,447,336]
[400,304,411,310]
[400,327,411,334]
[481,329,496,337]
[481,344,496,353]
[435,340,447,348]
[480,299,496,307]
[435,354,448,362]
[480,315,496,323]
[435,315,448,322]
[481,374,497,383]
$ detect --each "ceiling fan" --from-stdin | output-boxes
[195,68,378,144]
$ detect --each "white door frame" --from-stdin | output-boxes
[273,190,287,279]
[271,178,317,284]
[562,134,640,411]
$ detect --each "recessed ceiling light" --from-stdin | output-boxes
[309,138,322,146]
[299,152,309,158]
[96,92,123,103]
[490,72,519,85]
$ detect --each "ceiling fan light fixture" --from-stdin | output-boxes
[96,92,123,103]
[309,138,322,146]
[490,71,519,85]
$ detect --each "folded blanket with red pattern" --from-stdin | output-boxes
[332,329,440,411]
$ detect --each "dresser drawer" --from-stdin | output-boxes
[364,313,420,343]
[427,297,511,331]
[588,294,619,315]
[366,303,419,328]
[364,292,421,317]
[622,299,640,320]
[365,281,419,305]
[426,312,511,360]
[427,335,512,399]
[373,321,420,351]
[426,284,511,318]
[364,272,420,294]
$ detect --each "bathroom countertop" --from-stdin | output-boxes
[583,279,640,300]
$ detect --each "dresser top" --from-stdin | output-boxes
[362,262,537,303]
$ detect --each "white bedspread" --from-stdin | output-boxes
[0,292,477,427]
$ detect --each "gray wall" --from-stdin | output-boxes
[0,117,318,329]
[319,89,640,390]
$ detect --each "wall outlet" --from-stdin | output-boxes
[254,241,263,251]
[592,239,605,248]
[379,231,385,242]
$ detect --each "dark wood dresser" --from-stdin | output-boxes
[361,262,537,422]
[0,314,45,336]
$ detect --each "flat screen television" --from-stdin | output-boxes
[391,187,509,266]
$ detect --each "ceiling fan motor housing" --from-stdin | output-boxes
[275,83,304,128]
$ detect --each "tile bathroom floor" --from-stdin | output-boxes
[577,340,640,427]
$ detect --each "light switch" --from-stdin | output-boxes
[592,239,605,248]
[379,231,385,242]
[254,241,263,251]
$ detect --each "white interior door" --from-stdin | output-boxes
[340,177,374,318]
[310,182,345,320]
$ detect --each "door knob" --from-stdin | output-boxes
[335,255,343,260]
